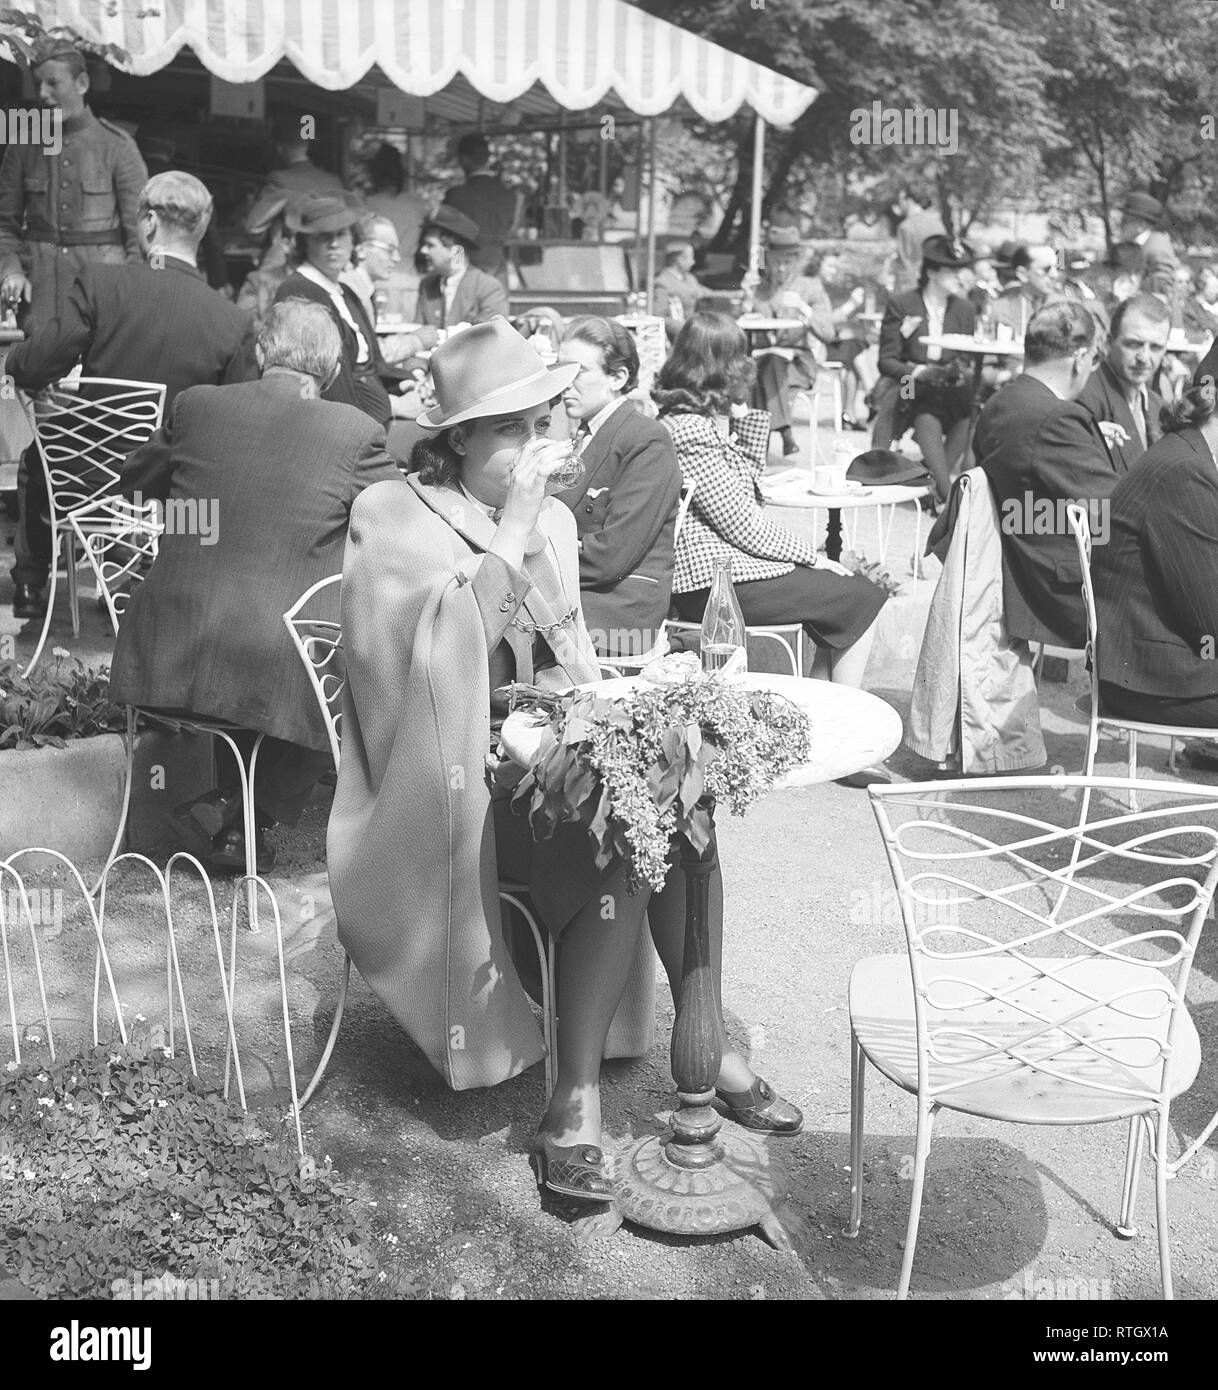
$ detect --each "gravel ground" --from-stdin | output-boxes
[3,449,1217,1303]
[6,672,1218,1302]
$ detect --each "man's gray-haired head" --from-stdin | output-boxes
[138,171,213,245]
[1024,299,1096,365]
[257,299,341,383]
[354,211,396,245]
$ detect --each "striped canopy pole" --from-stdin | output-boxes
[645,117,658,316]
[749,111,765,281]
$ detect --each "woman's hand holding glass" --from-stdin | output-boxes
[489,437,583,572]
[500,438,581,531]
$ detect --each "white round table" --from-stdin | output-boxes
[502,671,901,1246]
[502,672,902,790]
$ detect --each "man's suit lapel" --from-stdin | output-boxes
[575,403,631,499]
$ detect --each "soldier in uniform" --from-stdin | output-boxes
[0,40,148,619]
[0,40,147,331]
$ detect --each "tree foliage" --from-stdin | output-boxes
[631,0,1218,250]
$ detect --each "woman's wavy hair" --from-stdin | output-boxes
[409,429,463,486]
[652,310,756,416]
[1162,378,1217,435]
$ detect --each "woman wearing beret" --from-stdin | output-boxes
[327,318,802,1206]
[876,234,977,502]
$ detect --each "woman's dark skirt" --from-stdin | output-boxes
[674,564,887,651]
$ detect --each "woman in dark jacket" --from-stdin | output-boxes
[273,191,403,429]
[876,234,977,501]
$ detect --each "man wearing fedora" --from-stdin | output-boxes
[6,170,256,620]
[1111,193,1178,280]
[412,206,509,344]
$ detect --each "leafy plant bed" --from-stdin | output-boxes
[0,1025,381,1300]
[0,655,213,861]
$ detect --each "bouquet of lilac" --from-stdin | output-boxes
[509,676,811,894]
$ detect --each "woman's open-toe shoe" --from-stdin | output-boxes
[531,1135,614,1201]
[714,1077,804,1134]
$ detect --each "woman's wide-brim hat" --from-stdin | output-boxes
[846,448,930,487]
[418,317,580,429]
[921,234,974,269]
[285,192,362,235]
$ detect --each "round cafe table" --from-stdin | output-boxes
[502,671,902,1246]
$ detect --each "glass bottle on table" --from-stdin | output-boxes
[701,557,748,676]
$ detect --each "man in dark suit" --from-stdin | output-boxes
[1092,385,1218,726]
[553,318,681,660]
[975,299,1118,649]
[1076,293,1169,473]
[7,170,257,618]
[441,133,519,286]
[413,206,509,343]
[109,299,401,870]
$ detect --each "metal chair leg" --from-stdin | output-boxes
[1116,1113,1144,1238]
[20,529,60,678]
[66,529,80,638]
[896,1100,938,1300]
[844,1028,866,1237]
[1151,1114,1173,1300]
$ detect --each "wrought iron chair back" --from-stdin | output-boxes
[281,574,559,1105]
[68,496,163,634]
[20,378,166,677]
[31,377,166,518]
[871,778,1218,1110]
[849,775,1218,1298]
[282,574,344,767]
[1066,502,1218,800]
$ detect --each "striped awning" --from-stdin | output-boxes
[19,0,817,126]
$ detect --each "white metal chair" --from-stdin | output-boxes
[848,775,1218,1299]
[20,377,166,677]
[282,574,560,1106]
[1067,503,1214,803]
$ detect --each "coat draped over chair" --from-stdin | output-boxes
[907,469,1046,774]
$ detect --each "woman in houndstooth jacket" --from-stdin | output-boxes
[657,312,888,686]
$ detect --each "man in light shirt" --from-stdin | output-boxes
[553,316,681,659]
